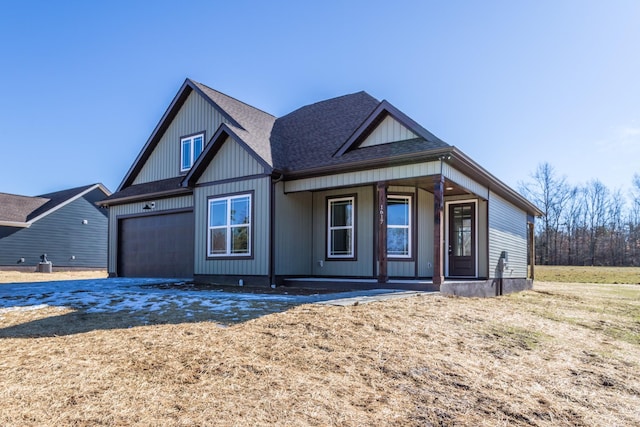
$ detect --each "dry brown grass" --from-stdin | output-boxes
[1,280,639,426]
[0,270,107,283]
[536,265,640,284]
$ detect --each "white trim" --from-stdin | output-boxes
[387,195,412,258]
[327,196,355,259]
[180,133,204,172]
[444,199,478,278]
[207,193,252,257]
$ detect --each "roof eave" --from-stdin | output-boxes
[97,187,192,207]
[284,147,454,180]
[449,147,543,217]
[0,220,30,228]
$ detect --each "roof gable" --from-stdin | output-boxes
[119,79,275,191]
[334,100,446,157]
[359,114,419,148]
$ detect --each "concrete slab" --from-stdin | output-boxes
[314,290,436,306]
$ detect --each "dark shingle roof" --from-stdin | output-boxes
[192,81,276,166]
[101,177,187,203]
[114,81,452,200]
[0,193,48,222]
[270,92,450,172]
[0,184,108,224]
[270,91,381,171]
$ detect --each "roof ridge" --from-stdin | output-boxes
[189,79,276,119]
[280,90,373,117]
[36,183,96,198]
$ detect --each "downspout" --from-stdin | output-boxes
[269,173,284,287]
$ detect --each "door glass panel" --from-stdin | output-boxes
[453,206,472,256]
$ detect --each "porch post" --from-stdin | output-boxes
[433,175,445,285]
[377,182,388,284]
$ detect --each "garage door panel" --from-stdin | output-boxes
[118,211,194,278]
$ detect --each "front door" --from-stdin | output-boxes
[448,202,475,277]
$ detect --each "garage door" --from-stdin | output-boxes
[118,211,194,278]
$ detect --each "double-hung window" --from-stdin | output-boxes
[327,196,355,258]
[387,195,411,258]
[208,194,251,257]
[180,133,204,172]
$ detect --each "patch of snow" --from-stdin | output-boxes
[0,278,412,324]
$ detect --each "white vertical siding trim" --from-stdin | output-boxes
[196,136,265,183]
[360,115,419,148]
[133,92,228,184]
[488,191,528,278]
[107,195,194,273]
[284,161,441,193]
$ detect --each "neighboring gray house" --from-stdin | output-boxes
[0,184,110,269]
[100,79,542,296]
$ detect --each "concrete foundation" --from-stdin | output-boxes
[440,278,532,297]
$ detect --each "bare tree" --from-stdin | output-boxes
[519,162,571,265]
[582,179,611,265]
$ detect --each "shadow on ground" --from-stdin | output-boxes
[0,279,421,338]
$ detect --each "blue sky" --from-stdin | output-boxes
[1,1,639,201]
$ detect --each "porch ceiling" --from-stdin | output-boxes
[387,176,471,197]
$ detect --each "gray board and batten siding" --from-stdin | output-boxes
[0,188,108,268]
[488,191,528,278]
[133,91,229,185]
[193,135,272,280]
[193,180,272,279]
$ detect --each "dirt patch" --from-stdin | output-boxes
[1,280,639,426]
[0,270,107,283]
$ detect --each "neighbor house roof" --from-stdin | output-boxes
[0,184,110,228]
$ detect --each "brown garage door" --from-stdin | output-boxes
[118,211,194,278]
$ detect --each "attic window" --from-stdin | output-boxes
[180,132,204,172]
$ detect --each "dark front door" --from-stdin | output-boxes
[118,211,194,278]
[448,203,475,277]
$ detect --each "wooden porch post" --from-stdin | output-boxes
[433,175,445,285]
[377,182,388,284]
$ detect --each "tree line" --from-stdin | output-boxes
[519,163,640,266]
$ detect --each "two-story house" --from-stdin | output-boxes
[99,79,541,296]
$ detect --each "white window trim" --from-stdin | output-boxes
[387,195,412,258]
[444,199,478,277]
[180,133,204,172]
[207,193,252,257]
[327,196,355,259]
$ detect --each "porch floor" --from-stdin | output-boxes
[282,277,486,292]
